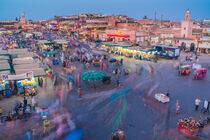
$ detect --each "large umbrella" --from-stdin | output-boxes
[81,70,106,81]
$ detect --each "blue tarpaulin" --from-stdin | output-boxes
[65,129,85,140]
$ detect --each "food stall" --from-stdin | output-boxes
[193,68,207,80]
[178,117,203,137]
[0,81,10,97]
[155,45,180,59]
[192,63,202,70]
[155,93,170,103]
[178,65,191,75]
[17,79,37,96]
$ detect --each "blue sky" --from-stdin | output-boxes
[0,0,209,22]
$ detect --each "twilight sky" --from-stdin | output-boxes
[0,0,209,22]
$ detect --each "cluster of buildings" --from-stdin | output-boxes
[0,11,210,53]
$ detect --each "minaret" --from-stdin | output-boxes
[181,10,193,38]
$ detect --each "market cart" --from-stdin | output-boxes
[178,117,203,137]
[155,93,170,103]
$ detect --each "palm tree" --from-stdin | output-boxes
[143,16,148,19]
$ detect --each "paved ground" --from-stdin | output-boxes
[1,52,210,140]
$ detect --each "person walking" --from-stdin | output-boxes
[195,97,201,111]
[176,100,180,114]
[116,78,120,87]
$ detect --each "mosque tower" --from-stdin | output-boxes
[181,10,193,38]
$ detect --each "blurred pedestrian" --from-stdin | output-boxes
[78,88,82,98]
[185,55,188,61]
[86,62,89,70]
[23,108,27,121]
[0,107,2,116]
[196,55,199,63]
[195,97,201,111]
[83,62,86,69]
[26,129,31,140]
[43,118,50,134]
[116,79,120,87]
[23,96,27,107]
[32,96,36,111]
[176,100,180,114]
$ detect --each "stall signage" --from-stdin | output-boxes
[1,71,34,81]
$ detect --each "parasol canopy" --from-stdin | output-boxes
[81,70,106,81]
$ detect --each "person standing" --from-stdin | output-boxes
[196,55,199,63]
[23,97,27,107]
[86,62,89,70]
[78,88,82,98]
[116,78,120,87]
[185,55,188,62]
[176,100,180,114]
[43,118,50,134]
[32,96,36,111]
[166,88,170,97]
[195,97,201,111]
[83,62,86,69]
[23,108,27,121]
[0,107,3,116]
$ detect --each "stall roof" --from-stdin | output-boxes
[16,53,36,58]
[43,51,59,55]
[8,49,28,54]
[0,70,10,76]
[14,63,40,70]
[15,68,46,77]
[13,59,36,65]
[0,50,8,56]
[0,55,9,60]
[38,40,50,44]
[0,63,10,71]
[54,39,69,44]
[0,60,8,64]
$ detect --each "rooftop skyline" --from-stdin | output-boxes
[0,0,209,21]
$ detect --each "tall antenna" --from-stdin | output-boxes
[161,13,163,26]
[155,10,157,21]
